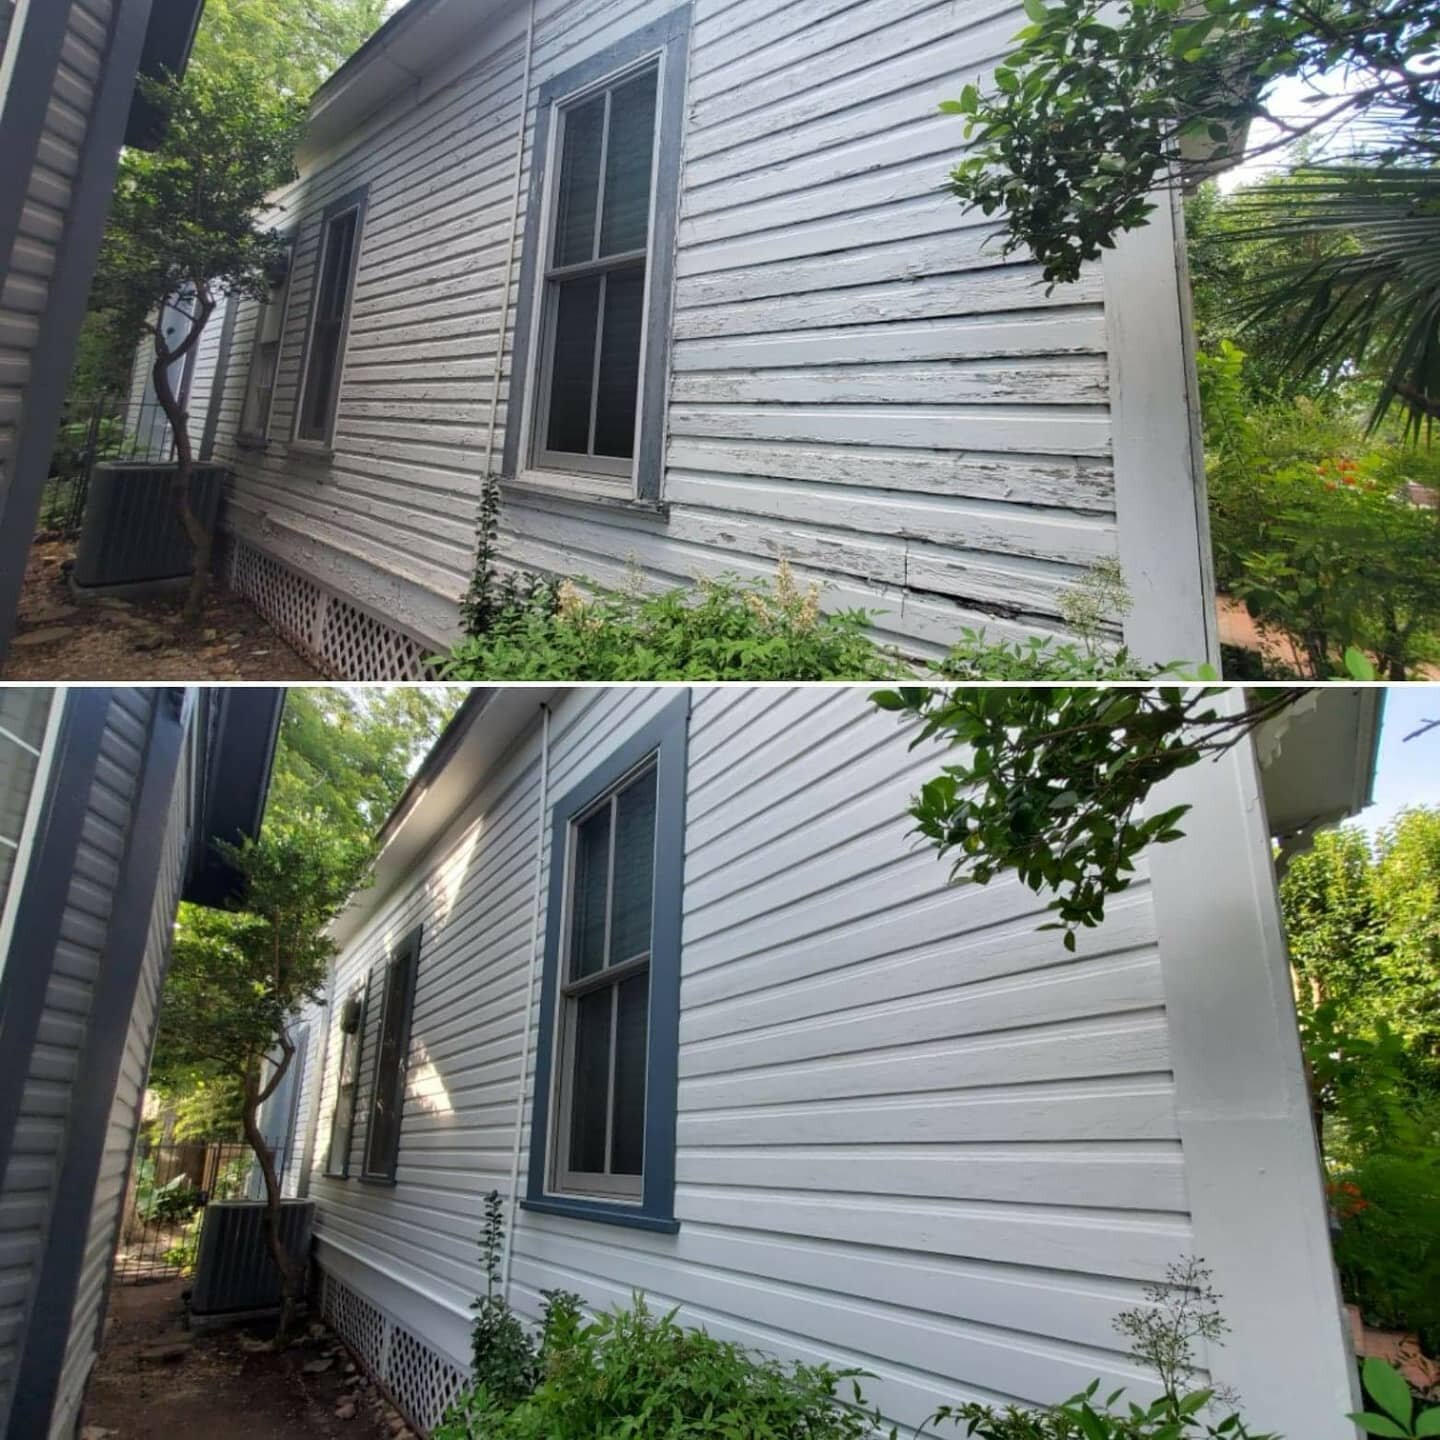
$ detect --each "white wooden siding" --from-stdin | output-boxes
[308,687,1199,1431]
[0,687,150,1433]
[209,0,1209,661]
[0,0,114,512]
[49,695,194,1439]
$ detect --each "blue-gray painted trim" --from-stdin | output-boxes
[0,690,114,1201]
[501,5,691,504]
[361,924,421,1183]
[291,184,370,449]
[0,0,156,665]
[9,687,188,1440]
[524,690,690,1231]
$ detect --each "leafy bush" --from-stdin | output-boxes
[1200,341,1440,680]
[438,563,903,681]
[134,1157,203,1225]
[438,1295,886,1440]
[931,630,1166,680]
[1332,1151,1440,1357]
[1351,1356,1440,1439]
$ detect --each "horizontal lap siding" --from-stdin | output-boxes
[50,698,193,1439]
[315,689,1192,1431]
[0,0,113,522]
[0,686,149,1433]
[213,0,1121,657]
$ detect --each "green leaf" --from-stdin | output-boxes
[1415,1412,1440,1439]
[1349,1414,1410,1439]
[1364,1360,1415,1429]
[1344,647,1377,681]
[1023,0,1048,20]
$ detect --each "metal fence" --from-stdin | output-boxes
[113,1140,285,1284]
[39,394,182,537]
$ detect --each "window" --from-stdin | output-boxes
[504,7,690,501]
[0,688,53,930]
[362,925,420,1182]
[526,692,688,1232]
[295,189,366,446]
[239,244,293,440]
[325,980,368,1177]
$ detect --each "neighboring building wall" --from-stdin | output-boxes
[304,688,1347,1438]
[0,0,117,511]
[211,0,1211,676]
[0,2,13,64]
[47,698,194,1438]
[0,687,153,1433]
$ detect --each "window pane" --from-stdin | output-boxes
[368,952,411,1173]
[299,211,357,440]
[545,275,601,455]
[599,70,657,257]
[593,267,645,460]
[609,766,656,964]
[569,802,611,979]
[327,1030,357,1173]
[301,326,340,439]
[568,989,611,1174]
[554,94,605,267]
[611,972,648,1176]
[319,212,357,322]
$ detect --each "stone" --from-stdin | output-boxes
[80,1427,117,1439]
[138,1338,191,1363]
[11,626,72,647]
[335,1402,356,1421]
[302,1357,334,1374]
[27,604,78,624]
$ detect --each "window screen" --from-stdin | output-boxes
[534,66,658,476]
[297,201,363,445]
[362,926,420,1181]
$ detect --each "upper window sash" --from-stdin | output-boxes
[240,241,294,440]
[294,187,368,448]
[325,978,368,1178]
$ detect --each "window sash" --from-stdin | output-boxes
[325,981,367,1178]
[530,64,659,479]
[550,768,656,1200]
[240,244,292,440]
[296,205,362,445]
[363,938,416,1180]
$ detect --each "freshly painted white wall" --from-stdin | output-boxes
[209,0,1213,667]
[305,688,1346,1436]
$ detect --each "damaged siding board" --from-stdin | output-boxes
[308,688,1190,1430]
[207,0,1154,659]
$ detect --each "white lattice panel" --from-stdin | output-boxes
[321,1270,468,1437]
[223,536,441,681]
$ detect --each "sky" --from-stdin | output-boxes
[1357,688,1440,837]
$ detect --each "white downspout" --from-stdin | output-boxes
[503,700,550,1303]
[481,0,538,486]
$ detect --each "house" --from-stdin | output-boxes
[0,0,208,663]
[176,0,1218,679]
[286,684,1378,1439]
[0,683,282,1440]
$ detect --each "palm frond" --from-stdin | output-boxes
[1229,165,1440,439]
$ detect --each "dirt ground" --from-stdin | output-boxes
[1,538,319,681]
[81,1279,406,1440]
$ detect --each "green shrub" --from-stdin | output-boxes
[437,1295,886,1440]
[931,630,1166,680]
[438,564,904,681]
[1351,1356,1440,1439]
[1332,1151,1440,1357]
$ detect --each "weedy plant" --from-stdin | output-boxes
[1350,1356,1440,1439]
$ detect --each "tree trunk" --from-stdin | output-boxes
[240,1047,301,1345]
[150,291,215,625]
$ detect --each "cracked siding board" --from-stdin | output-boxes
[0,686,151,1434]
[305,687,1193,1431]
[0,0,114,516]
[207,0,1188,658]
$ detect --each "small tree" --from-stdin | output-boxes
[91,66,304,619]
[153,817,373,1339]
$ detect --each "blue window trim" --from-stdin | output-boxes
[361,923,422,1185]
[523,691,689,1233]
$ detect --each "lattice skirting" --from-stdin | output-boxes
[320,1268,469,1436]
[222,535,443,680]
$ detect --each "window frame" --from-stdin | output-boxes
[237,233,296,446]
[361,924,421,1184]
[524,691,689,1234]
[324,976,369,1179]
[292,186,368,452]
[502,6,690,505]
